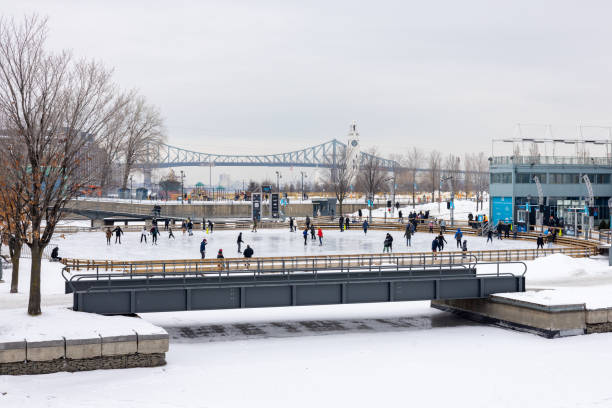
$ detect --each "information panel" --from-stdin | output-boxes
[252,192,262,221]
[271,193,280,218]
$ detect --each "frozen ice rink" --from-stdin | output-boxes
[51,227,549,261]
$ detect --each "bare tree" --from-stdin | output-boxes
[428,150,441,204]
[443,154,461,194]
[405,147,422,208]
[0,142,29,293]
[474,152,489,211]
[328,144,358,217]
[0,15,125,315]
[121,96,165,190]
[97,92,134,193]
[463,153,474,199]
[358,148,389,221]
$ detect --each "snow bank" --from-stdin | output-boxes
[498,286,612,309]
[525,254,612,284]
[0,306,166,343]
[350,199,489,219]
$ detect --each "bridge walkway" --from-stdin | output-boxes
[63,253,526,315]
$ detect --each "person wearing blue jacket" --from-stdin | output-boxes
[454,228,463,248]
[362,220,369,234]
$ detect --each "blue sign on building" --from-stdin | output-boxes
[492,196,512,226]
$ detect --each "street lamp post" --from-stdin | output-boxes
[180,170,185,204]
[275,171,281,192]
[300,171,307,202]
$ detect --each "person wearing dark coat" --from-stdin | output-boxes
[487,229,493,243]
[362,220,369,234]
[164,218,169,230]
[112,226,123,244]
[289,217,294,232]
[237,232,244,253]
[398,210,403,223]
[243,245,254,268]
[536,234,545,250]
[305,216,311,229]
[199,238,207,259]
[404,223,412,246]
[339,216,344,232]
[310,225,316,240]
[208,220,214,233]
[431,237,439,258]
[383,233,393,253]
[50,247,61,262]
[150,226,159,244]
[358,209,363,220]
[437,233,447,251]
[345,216,350,230]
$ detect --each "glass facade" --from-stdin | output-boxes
[490,173,512,184]
[516,172,547,184]
[549,173,580,184]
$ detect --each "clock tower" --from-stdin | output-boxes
[347,120,360,173]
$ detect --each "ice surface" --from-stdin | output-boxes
[49,227,545,262]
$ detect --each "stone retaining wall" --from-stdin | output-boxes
[0,331,168,376]
[432,297,612,338]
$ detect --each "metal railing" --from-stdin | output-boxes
[62,252,479,276]
[63,255,527,296]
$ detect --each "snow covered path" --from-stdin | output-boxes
[1,301,611,408]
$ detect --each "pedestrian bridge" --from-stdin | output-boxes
[63,253,526,315]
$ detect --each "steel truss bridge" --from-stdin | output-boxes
[141,139,484,175]
[145,139,395,170]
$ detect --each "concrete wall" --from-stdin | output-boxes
[0,330,169,375]
[432,297,588,338]
[66,199,383,219]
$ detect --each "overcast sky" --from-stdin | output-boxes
[4,1,612,184]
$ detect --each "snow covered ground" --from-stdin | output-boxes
[351,199,489,220]
[1,301,611,407]
[47,228,541,262]
[0,306,165,343]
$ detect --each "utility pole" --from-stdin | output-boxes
[180,170,185,204]
[440,176,453,222]
[129,175,133,204]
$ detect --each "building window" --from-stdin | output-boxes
[516,173,546,184]
[596,174,610,184]
[549,173,580,184]
[491,173,512,184]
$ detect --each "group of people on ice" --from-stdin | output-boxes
[288,216,325,245]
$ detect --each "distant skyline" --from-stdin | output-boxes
[4,1,612,183]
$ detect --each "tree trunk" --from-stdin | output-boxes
[338,199,343,219]
[9,245,21,293]
[412,173,416,209]
[28,242,43,315]
[121,165,130,190]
